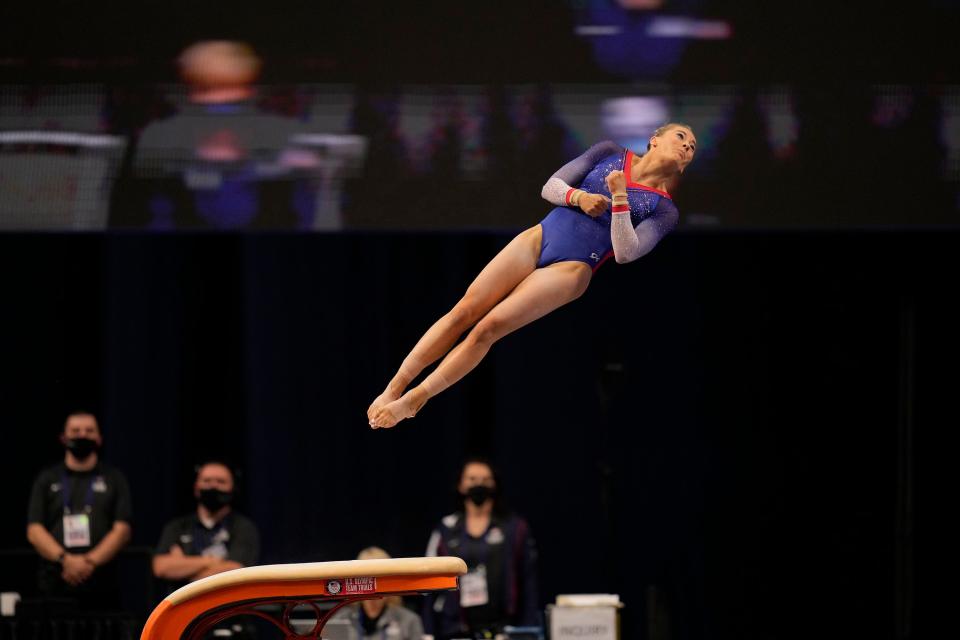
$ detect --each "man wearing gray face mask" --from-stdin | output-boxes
[152,461,260,595]
[26,410,132,611]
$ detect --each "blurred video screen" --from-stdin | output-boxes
[0,82,957,231]
[569,0,733,81]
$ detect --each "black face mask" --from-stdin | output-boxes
[464,485,494,507]
[198,489,233,512]
[65,438,99,461]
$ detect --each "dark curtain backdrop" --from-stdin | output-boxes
[2,230,954,638]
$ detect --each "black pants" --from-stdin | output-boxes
[37,560,121,612]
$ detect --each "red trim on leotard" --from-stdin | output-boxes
[593,250,615,271]
[623,150,673,199]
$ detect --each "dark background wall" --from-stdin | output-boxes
[1,1,956,637]
[1,230,953,637]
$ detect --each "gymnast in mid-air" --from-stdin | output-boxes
[368,123,696,429]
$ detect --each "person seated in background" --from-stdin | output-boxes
[152,461,259,593]
[423,457,540,639]
[128,40,316,230]
[327,546,424,640]
[25,410,132,611]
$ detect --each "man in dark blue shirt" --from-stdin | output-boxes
[26,411,132,610]
[152,461,259,595]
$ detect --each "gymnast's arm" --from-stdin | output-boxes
[611,197,680,264]
[541,140,621,213]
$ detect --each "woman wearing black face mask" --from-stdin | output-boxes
[422,458,541,640]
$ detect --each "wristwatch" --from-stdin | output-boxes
[56,551,66,564]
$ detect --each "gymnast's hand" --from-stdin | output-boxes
[579,193,610,218]
[605,170,626,195]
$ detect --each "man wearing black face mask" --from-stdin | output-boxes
[26,411,132,610]
[152,461,259,594]
[423,457,540,639]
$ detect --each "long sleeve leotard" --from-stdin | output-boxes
[537,141,679,269]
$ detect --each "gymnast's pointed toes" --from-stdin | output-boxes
[368,408,392,429]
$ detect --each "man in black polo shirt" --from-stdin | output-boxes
[25,411,133,610]
[152,461,259,593]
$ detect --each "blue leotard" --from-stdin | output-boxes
[538,142,679,270]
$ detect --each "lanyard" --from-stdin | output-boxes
[60,471,96,515]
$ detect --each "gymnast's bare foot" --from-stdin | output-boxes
[367,388,402,422]
[369,387,429,429]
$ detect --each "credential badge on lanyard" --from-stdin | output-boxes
[459,564,489,608]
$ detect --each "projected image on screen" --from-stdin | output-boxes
[570,0,732,80]
[125,42,365,231]
[0,81,958,231]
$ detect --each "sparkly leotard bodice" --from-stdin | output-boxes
[538,141,679,270]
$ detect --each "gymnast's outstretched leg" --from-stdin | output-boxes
[370,260,592,428]
[367,226,543,421]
